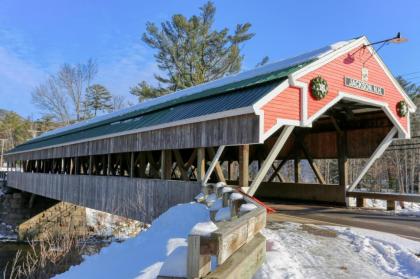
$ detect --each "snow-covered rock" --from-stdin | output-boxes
[239,203,257,213]
[222,186,233,194]
[230,192,243,201]
[190,221,218,236]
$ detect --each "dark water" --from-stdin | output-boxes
[0,239,109,278]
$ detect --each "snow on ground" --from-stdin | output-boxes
[348,198,420,217]
[86,208,146,239]
[255,222,420,279]
[55,203,210,279]
[57,202,420,279]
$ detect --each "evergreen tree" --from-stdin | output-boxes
[0,112,32,149]
[130,1,254,102]
[85,84,113,116]
[396,76,420,99]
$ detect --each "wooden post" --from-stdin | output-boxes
[187,235,211,279]
[239,145,249,187]
[356,197,366,208]
[161,150,172,179]
[386,200,396,211]
[337,131,348,188]
[173,150,189,180]
[197,148,206,182]
[294,158,301,183]
[130,152,135,178]
[139,152,147,178]
[107,154,111,176]
[75,157,79,175]
[61,158,65,174]
[227,161,232,181]
[88,155,93,175]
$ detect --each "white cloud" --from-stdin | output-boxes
[0,28,49,117]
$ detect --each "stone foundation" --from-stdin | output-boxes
[0,189,57,228]
[18,202,88,240]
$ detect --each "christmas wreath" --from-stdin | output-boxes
[310,76,328,100]
[396,100,408,117]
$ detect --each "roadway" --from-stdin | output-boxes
[264,201,420,242]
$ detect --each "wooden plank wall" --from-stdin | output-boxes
[6,114,260,161]
[255,182,346,205]
[7,172,202,223]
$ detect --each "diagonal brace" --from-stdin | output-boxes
[248,126,294,196]
[347,127,397,191]
[202,145,225,185]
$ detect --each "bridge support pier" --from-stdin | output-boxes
[355,197,366,208]
[386,200,396,211]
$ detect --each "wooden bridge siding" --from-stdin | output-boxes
[6,114,260,161]
[7,172,201,223]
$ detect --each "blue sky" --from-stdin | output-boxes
[1,0,419,118]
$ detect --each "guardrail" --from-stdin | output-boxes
[182,184,266,279]
[347,191,420,210]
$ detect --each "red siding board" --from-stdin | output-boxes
[299,45,408,132]
[261,43,409,134]
[262,86,300,132]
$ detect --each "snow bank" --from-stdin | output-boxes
[254,223,420,279]
[349,198,420,217]
[86,208,144,239]
[328,226,420,278]
[396,202,420,217]
[56,203,210,279]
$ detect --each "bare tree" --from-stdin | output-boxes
[32,77,71,124]
[57,59,98,121]
[110,95,129,112]
[32,60,98,123]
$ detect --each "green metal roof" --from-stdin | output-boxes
[9,48,326,154]
[10,79,284,153]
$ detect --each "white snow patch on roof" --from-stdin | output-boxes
[37,40,354,140]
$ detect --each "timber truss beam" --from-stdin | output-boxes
[348,127,397,191]
[248,126,294,196]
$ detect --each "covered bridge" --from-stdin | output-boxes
[5,36,416,222]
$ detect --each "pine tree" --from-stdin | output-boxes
[396,76,420,99]
[85,84,113,116]
[130,1,254,102]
